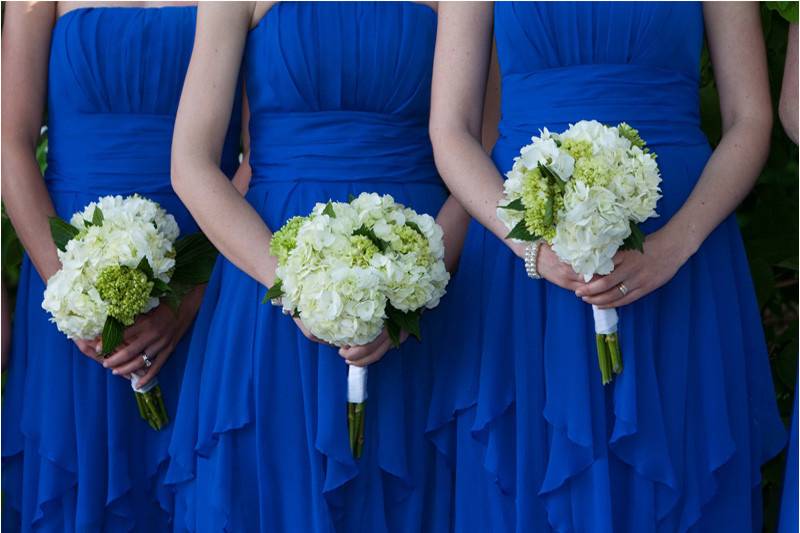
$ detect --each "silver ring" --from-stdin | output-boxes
[141,352,153,368]
[618,283,629,296]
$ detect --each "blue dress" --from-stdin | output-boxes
[1,7,241,532]
[426,3,787,532]
[166,3,451,532]
[779,389,798,533]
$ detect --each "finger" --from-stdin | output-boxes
[339,331,388,361]
[103,335,151,369]
[597,287,644,309]
[348,337,393,367]
[340,334,389,362]
[577,267,630,297]
[112,351,146,376]
[112,339,169,375]
[582,283,632,306]
[135,346,170,389]
[114,337,167,377]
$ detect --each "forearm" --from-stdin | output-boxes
[1,143,60,281]
[662,116,771,259]
[779,23,798,144]
[172,159,277,288]
[432,129,511,245]
[435,195,471,273]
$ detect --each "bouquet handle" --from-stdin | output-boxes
[347,366,367,458]
[592,306,622,384]
[131,373,169,430]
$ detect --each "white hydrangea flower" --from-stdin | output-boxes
[43,194,179,340]
[272,192,449,347]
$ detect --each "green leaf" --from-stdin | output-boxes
[101,316,124,355]
[171,233,219,285]
[91,207,104,227]
[405,221,424,236]
[150,278,172,297]
[348,193,356,203]
[499,198,525,212]
[386,317,402,347]
[353,225,389,252]
[538,163,559,183]
[385,305,422,342]
[543,190,554,227]
[620,222,646,253]
[766,1,799,23]
[263,278,284,303]
[505,218,536,241]
[322,202,336,218]
[48,217,80,251]
[137,256,155,280]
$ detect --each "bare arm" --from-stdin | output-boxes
[780,23,798,144]
[172,1,278,288]
[581,2,773,306]
[429,3,513,249]
[669,2,772,259]
[429,3,583,292]
[1,1,58,281]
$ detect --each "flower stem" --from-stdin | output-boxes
[606,333,623,375]
[348,401,366,458]
[136,386,169,431]
[596,334,612,385]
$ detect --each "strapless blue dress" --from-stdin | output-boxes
[427,3,786,532]
[166,3,451,532]
[1,7,240,532]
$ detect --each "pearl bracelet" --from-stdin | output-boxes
[524,239,544,279]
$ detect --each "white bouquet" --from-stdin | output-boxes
[43,194,218,429]
[267,192,449,456]
[498,120,662,384]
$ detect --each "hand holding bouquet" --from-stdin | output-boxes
[43,194,217,429]
[498,120,662,384]
[267,192,450,457]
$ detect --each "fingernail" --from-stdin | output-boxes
[582,297,589,302]
[103,362,108,368]
[112,370,118,375]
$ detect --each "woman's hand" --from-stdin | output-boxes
[102,287,205,388]
[292,316,332,346]
[339,328,409,368]
[74,337,101,359]
[511,241,585,292]
[576,229,689,308]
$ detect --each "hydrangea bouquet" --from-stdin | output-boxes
[498,120,662,384]
[266,192,449,457]
[43,195,218,429]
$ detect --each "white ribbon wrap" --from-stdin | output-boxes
[592,305,618,335]
[130,372,158,394]
[347,366,368,404]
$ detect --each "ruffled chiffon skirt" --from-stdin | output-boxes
[166,178,453,533]
[426,141,787,532]
[2,189,195,532]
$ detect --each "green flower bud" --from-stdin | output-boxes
[349,235,380,267]
[618,123,646,149]
[96,265,154,326]
[270,216,307,263]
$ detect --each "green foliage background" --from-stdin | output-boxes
[0,3,798,529]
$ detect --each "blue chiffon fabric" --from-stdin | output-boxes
[426,3,786,532]
[779,390,798,533]
[166,3,451,532]
[1,7,240,532]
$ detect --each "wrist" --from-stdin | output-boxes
[656,223,699,265]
